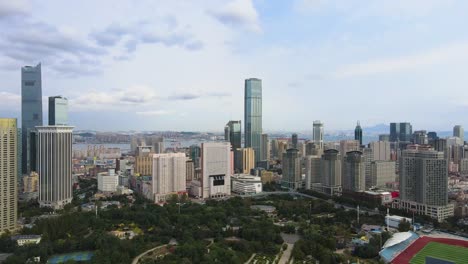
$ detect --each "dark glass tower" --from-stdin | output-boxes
[354,121,362,146]
[225,120,241,150]
[48,96,68,125]
[292,133,298,149]
[390,122,412,142]
[244,78,262,163]
[21,63,43,174]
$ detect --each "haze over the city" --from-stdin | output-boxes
[1,0,468,131]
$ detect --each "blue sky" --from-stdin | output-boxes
[1,0,468,132]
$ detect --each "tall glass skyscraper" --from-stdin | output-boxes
[48,96,68,125]
[21,63,43,175]
[244,78,262,163]
[225,120,242,150]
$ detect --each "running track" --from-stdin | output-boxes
[392,236,468,264]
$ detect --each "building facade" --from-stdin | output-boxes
[319,149,342,195]
[21,64,43,175]
[0,119,18,233]
[453,125,464,143]
[48,96,68,125]
[370,161,396,188]
[342,151,366,192]
[261,133,270,162]
[354,121,363,146]
[231,174,262,195]
[97,169,119,192]
[281,148,301,190]
[235,148,255,174]
[200,142,231,198]
[313,121,324,149]
[304,155,321,189]
[37,126,73,209]
[152,153,187,203]
[370,141,391,161]
[390,122,412,142]
[244,78,262,163]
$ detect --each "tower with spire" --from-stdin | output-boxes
[355,121,363,146]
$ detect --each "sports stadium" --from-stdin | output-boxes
[379,232,468,264]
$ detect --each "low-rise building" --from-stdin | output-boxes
[11,235,42,246]
[97,169,119,192]
[231,174,262,195]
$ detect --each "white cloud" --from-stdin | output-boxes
[136,110,171,116]
[0,0,29,18]
[210,0,261,33]
[334,42,468,78]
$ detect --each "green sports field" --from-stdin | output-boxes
[410,242,468,264]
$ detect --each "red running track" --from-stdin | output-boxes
[391,236,468,264]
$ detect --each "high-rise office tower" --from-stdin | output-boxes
[261,133,270,162]
[370,141,391,161]
[291,133,298,149]
[244,78,262,163]
[370,161,396,187]
[379,134,390,142]
[362,148,373,189]
[0,119,18,233]
[48,96,68,125]
[339,140,360,156]
[390,122,412,142]
[427,132,438,141]
[152,153,187,203]
[37,126,73,209]
[225,120,241,150]
[235,148,255,174]
[321,149,342,195]
[453,125,464,143]
[281,149,301,189]
[342,151,365,192]
[200,142,231,198]
[399,148,447,206]
[412,130,428,145]
[313,121,324,149]
[135,146,154,176]
[21,63,43,175]
[304,155,321,189]
[354,121,363,146]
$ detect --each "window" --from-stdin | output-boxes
[24,81,35,86]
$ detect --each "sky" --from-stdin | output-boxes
[1,0,468,132]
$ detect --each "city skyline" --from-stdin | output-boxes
[2,1,468,131]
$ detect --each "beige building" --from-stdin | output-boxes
[0,119,18,233]
[134,146,154,176]
[235,148,255,174]
[260,170,273,184]
[370,141,391,161]
[304,155,321,189]
[370,161,396,188]
[153,153,187,203]
[186,159,195,182]
[23,172,39,193]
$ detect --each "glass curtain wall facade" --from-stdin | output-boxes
[244,78,262,163]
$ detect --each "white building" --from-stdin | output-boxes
[97,169,119,192]
[152,153,186,203]
[37,126,73,209]
[200,142,231,198]
[231,174,262,195]
[12,235,42,246]
[385,215,412,229]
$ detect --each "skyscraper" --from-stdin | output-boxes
[244,78,262,163]
[261,133,270,162]
[152,153,187,203]
[37,126,73,209]
[354,121,362,146]
[235,148,255,174]
[313,121,324,149]
[226,120,242,167]
[0,119,18,233]
[453,125,464,143]
[281,148,301,189]
[342,151,365,192]
[390,122,412,142]
[320,149,342,195]
[398,147,453,221]
[291,133,298,149]
[48,96,68,125]
[412,130,428,145]
[21,63,43,175]
[370,141,391,161]
[200,142,231,198]
[304,155,321,189]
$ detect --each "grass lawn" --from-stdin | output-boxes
[410,242,468,264]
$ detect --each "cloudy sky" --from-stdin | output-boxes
[1,0,468,132]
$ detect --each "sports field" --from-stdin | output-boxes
[410,242,468,264]
[47,251,94,264]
